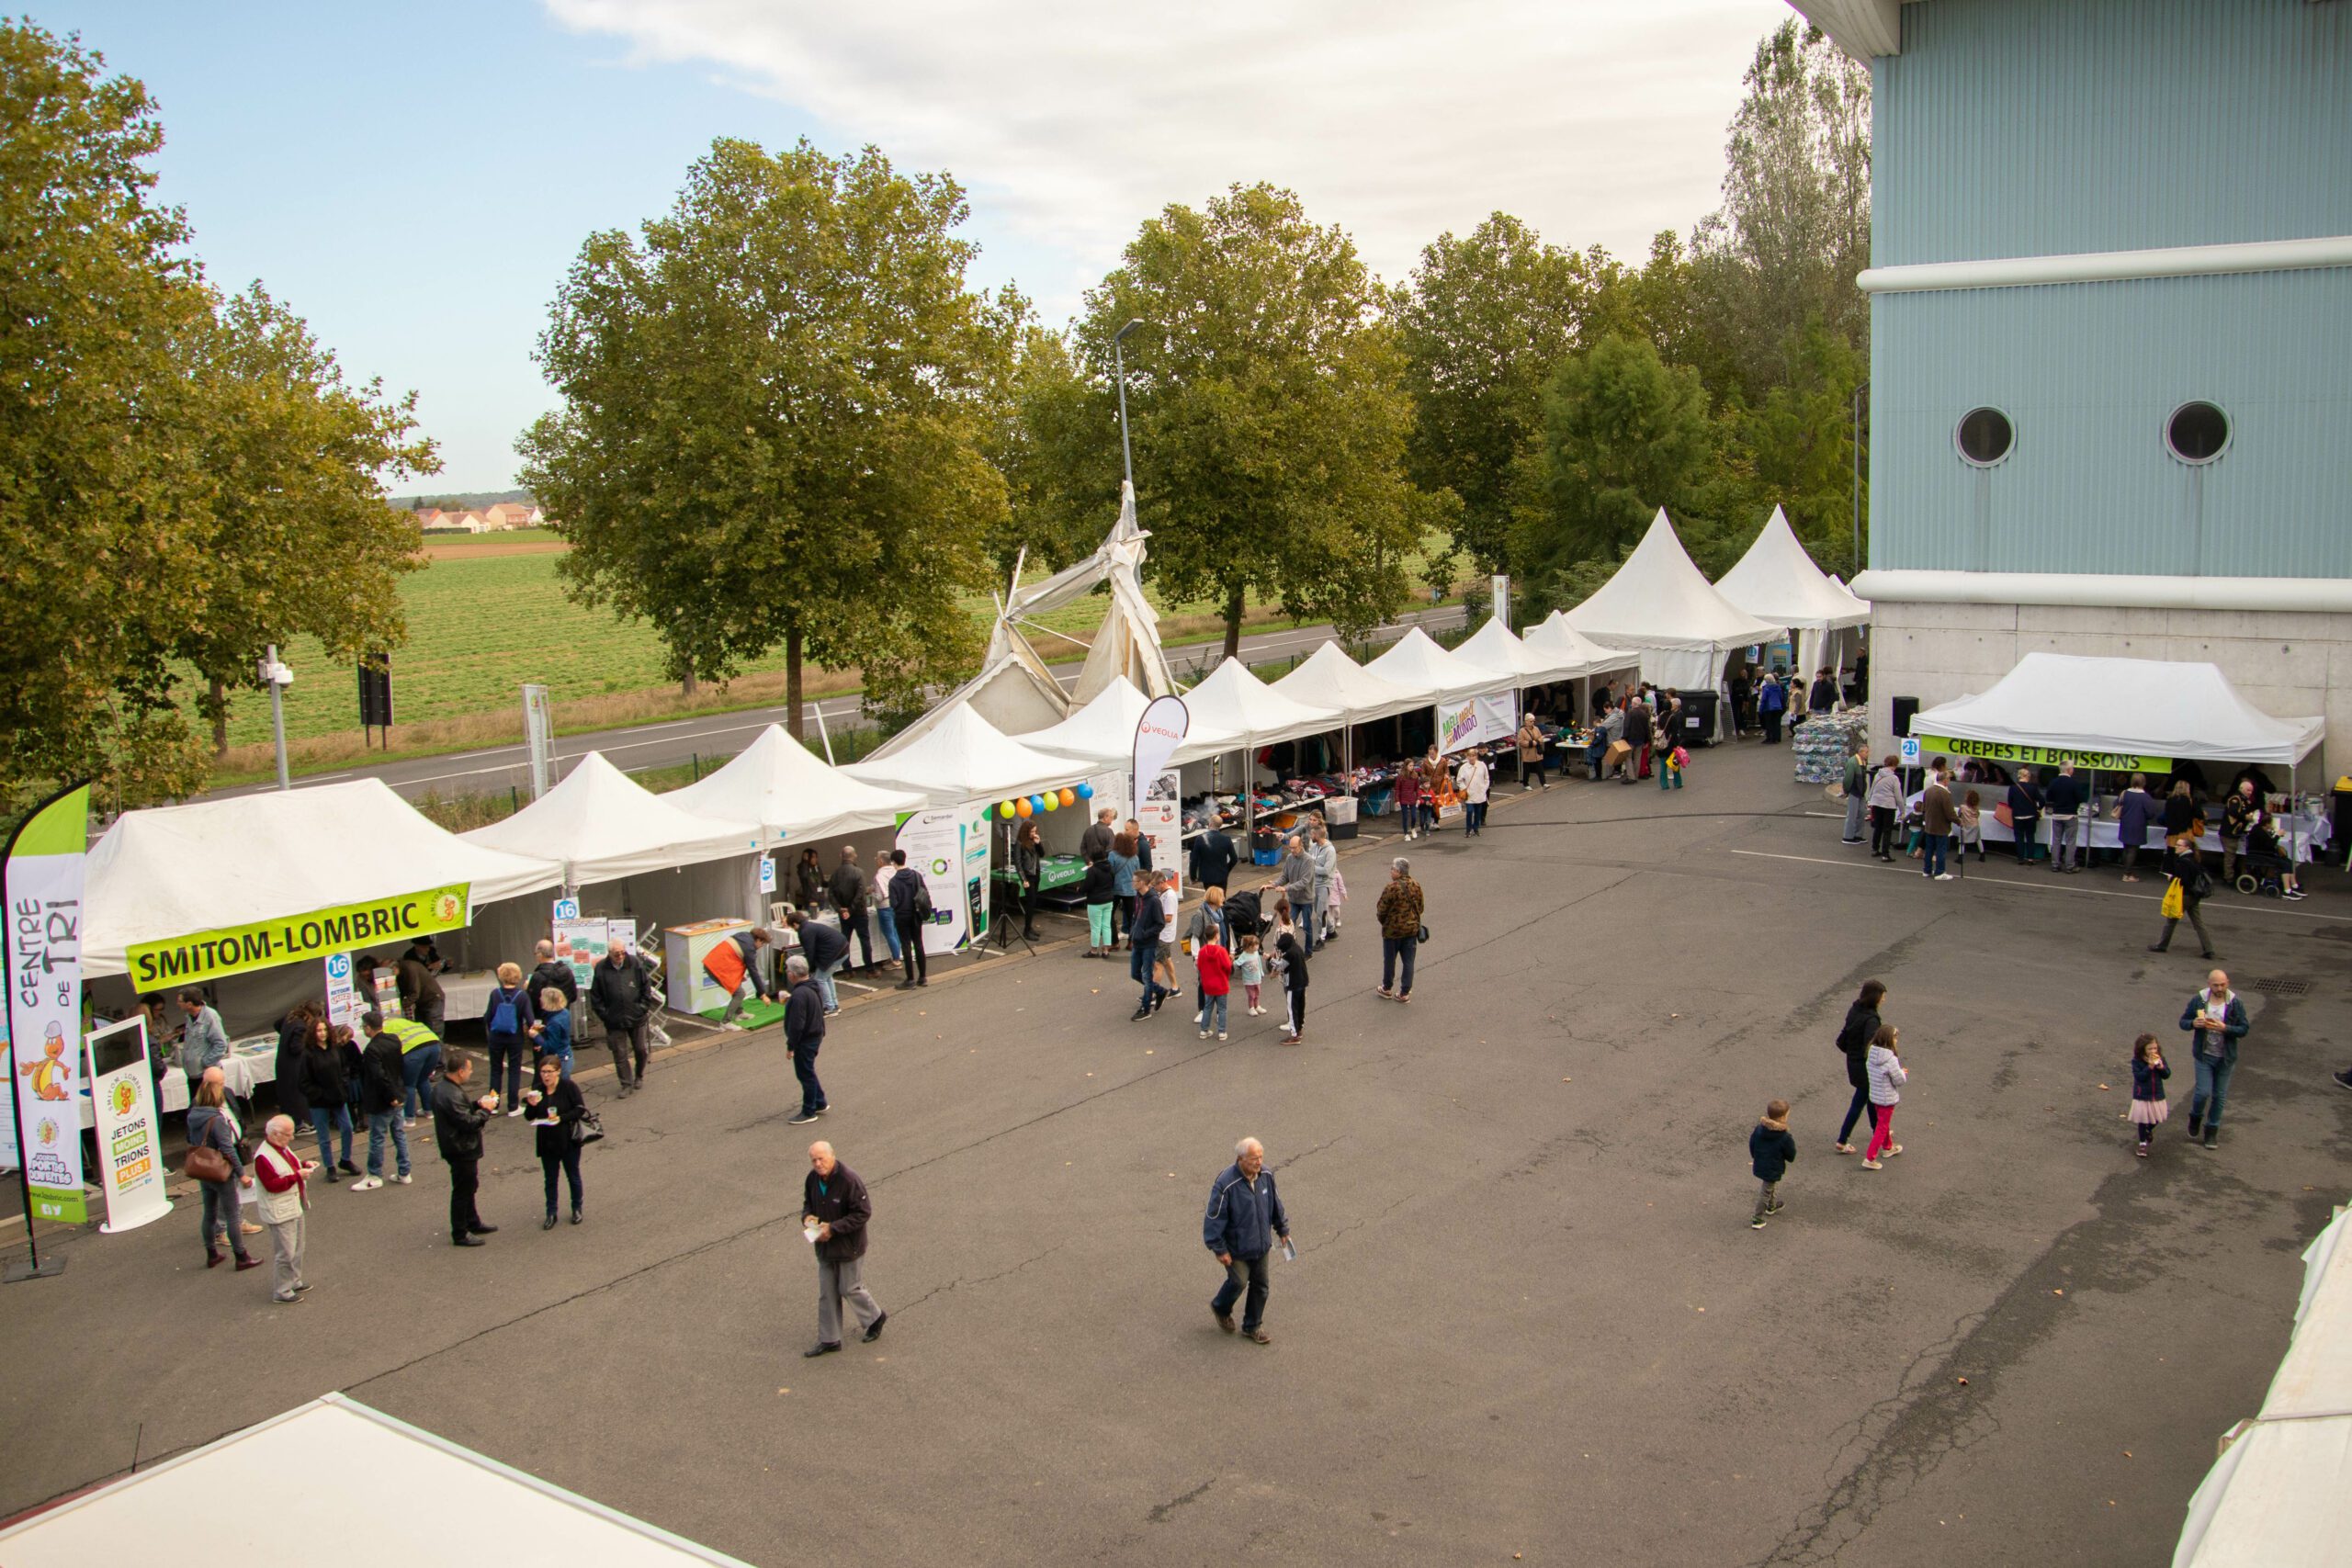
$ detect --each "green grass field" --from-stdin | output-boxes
[211,547,1396,750]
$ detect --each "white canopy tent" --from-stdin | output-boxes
[1521,618,1645,684]
[1909,654,2324,768]
[82,778,562,982]
[1016,674,1238,769]
[2172,1203,2352,1567]
[0,1393,752,1566]
[1454,618,1589,690]
[1559,509,1783,698]
[1172,659,1341,762]
[1715,505,1871,682]
[1362,626,1509,708]
[464,752,763,886]
[1271,641,1430,727]
[665,724,922,848]
[842,701,1086,808]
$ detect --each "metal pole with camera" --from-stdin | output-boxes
[262,645,295,791]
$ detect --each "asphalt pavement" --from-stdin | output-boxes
[209,604,1468,802]
[6,736,2346,1565]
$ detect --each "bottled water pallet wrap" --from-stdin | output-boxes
[1792,710,1868,784]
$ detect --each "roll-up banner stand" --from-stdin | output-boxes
[86,1015,172,1234]
[6,783,92,1279]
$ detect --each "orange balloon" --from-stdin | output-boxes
[1016,797,1034,818]
[1058,787,1076,807]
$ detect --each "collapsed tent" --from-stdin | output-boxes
[1362,626,1508,708]
[1908,654,2324,768]
[1558,509,1782,694]
[2172,1202,2352,1568]
[666,724,923,848]
[842,701,1087,807]
[1714,505,1871,680]
[1016,674,1238,769]
[1172,659,1341,764]
[82,778,562,981]
[1271,641,1430,726]
[0,1393,753,1565]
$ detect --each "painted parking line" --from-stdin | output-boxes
[1729,848,2352,925]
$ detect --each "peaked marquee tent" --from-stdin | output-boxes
[666,724,922,848]
[464,752,763,887]
[1173,659,1341,765]
[82,778,562,982]
[1017,675,1238,769]
[0,1393,753,1566]
[1454,618,1589,689]
[1271,641,1430,726]
[1715,505,1871,681]
[1559,509,1782,695]
[842,701,1086,808]
[1521,617,1644,685]
[1363,626,1508,708]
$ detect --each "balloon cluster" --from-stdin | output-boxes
[997,784,1091,820]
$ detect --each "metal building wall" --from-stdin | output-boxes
[1870,265,2352,576]
[1873,0,2352,268]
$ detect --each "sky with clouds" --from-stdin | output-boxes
[38,0,1792,491]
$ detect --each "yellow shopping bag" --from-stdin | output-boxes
[2160,878,2185,919]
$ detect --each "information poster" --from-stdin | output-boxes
[959,803,993,946]
[87,1015,170,1234]
[607,919,637,959]
[894,809,967,956]
[322,952,362,1028]
[1438,692,1519,755]
[554,917,611,988]
[1137,771,1183,897]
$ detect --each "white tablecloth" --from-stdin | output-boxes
[216,1038,279,1099]
[1971,811,2328,863]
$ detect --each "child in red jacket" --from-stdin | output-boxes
[1194,935,1234,1041]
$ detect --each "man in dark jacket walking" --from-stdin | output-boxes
[1189,825,1238,891]
[2179,969,2250,1148]
[888,850,929,989]
[1203,1136,1290,1345]
[1623,697,1655,780]
[351,1011,410,1190]
[588,942,656,1096]
[801,1140,885,1356]
[829,847,876,973]
[528,941,579,1012]
[784,956,829,1126]
[432,1052,497,1246]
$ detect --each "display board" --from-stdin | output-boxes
[1438,692,1518,755]
[1137,770,1182,896]
[86,1015,171,1234]
[895,809,969,956]
[959,803,992,946]
[554,917,610,988]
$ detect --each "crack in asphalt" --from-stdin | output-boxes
[893,1240,1073,1315]
[1146,1476,1216,1524]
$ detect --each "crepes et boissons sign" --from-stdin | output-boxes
[1910,735,2172,774]
[126,884,471,988]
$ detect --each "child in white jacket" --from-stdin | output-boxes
[1862,1024,1907,1169]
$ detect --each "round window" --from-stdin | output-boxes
[2167,401,2230,464]
[1955,407,2013,467]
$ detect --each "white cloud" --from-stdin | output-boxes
[544,0,1788,321]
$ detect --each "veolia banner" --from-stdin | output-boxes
[6,784,91,1224]
[87,1014,172,1234]
[1132,695,1190,820]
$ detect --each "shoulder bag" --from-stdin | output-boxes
[1417,922,1431,944]
[571,1107,605,1145]
[184,1141,232,1183]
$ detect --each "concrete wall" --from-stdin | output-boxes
[1867,600,2348,784]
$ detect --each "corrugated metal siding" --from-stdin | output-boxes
[1874,0,2352,267]
[1869,266,2352,577]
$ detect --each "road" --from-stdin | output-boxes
[9,738,2344,1564]
[212,604,1467,801]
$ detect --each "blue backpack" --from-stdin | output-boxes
[491,989,519,1036]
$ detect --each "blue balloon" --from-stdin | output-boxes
[1075,782,1093,800]
[1028,795,1045,812]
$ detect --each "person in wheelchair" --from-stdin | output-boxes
[2238,820,2306,900]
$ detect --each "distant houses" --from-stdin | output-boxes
[411,501,547,534]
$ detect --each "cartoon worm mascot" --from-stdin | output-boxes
[20,1023,70,1100]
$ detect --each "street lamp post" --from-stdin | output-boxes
[1113,318,1143,492]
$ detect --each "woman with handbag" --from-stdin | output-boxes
[523,1054,590,1228]
[186,1079,262,1272]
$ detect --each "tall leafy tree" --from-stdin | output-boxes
[1510,333,1715,614]
[1392,213,1590,577]
[181,283,437,753]
[1691,19,1872,396]
[519,139,1023,731]
[1068,183,1439,657]
[1725,319,1866,572]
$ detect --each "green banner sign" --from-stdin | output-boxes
[1911,735,2173,774]
[127,884,471,988]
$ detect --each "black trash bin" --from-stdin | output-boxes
[1674,689,1720,748]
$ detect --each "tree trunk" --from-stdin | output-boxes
[209,676,229,757]
[1221,581,1245,660]
[786,620,805,739]
[681,671,697,697]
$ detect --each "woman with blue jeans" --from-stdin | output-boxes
[1108,834,1141,946]
[2178,970,2248,1149]
[873,864,903,967]
[297,1017,357,1182]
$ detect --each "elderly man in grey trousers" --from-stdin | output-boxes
[802,1140,887,1357]
[1276,835,1317,955]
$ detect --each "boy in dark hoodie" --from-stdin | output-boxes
[1749,1099,1797,1229]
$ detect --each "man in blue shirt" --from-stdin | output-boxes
[1203,1136,1291,1345]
